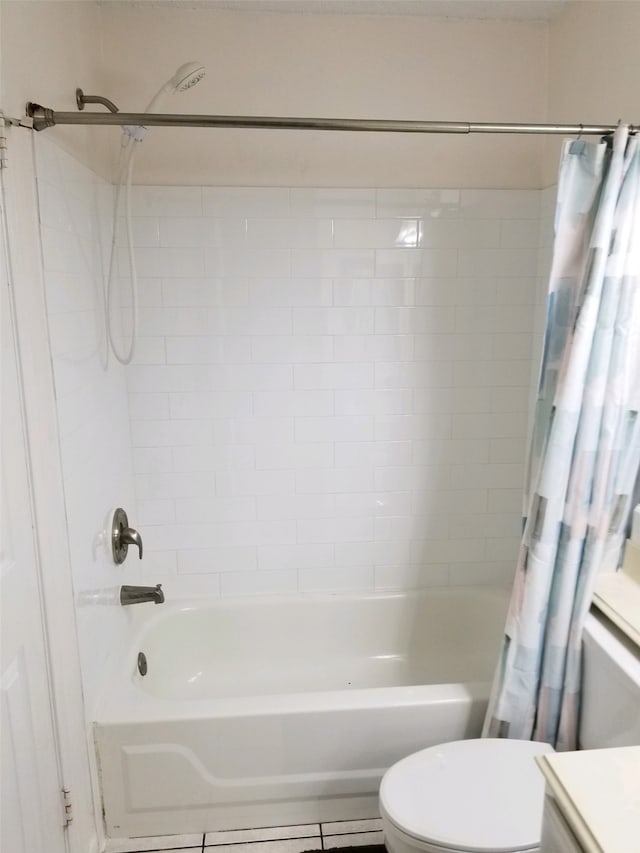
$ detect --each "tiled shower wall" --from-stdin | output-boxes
[34,137,137,713]
[126,186,544,597]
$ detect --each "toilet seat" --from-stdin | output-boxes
[379,738,554,853]
[380,819,539,853]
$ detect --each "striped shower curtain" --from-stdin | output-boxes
[483,124,640,751]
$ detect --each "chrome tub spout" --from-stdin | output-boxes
[120,584,164,605]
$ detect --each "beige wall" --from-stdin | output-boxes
[97,6,548,187]
[544,0,640,184]
[2,3,549,188]
[1,0,111,178]
[2,2,639,188]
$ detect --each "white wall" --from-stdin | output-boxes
[33,136,141,849]
[128,184,541,597]
[0,0,111,179]
[2,129,104,853]
[34,136,138,714]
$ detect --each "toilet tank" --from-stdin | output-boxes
[579,608,640,749]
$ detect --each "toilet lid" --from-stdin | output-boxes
[380,739,554,853]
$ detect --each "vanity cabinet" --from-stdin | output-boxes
[540,794,584,853]
[537,747,640,853]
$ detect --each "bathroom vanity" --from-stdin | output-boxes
[537,746,640,852]
[538,544,640,853]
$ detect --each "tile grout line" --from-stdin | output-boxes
[319,822,324,851]
[322,829,382,837]
[202,827,327,850]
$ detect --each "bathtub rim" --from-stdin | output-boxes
[95,678,492,724]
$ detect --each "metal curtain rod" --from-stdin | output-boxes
[25,103,635,136]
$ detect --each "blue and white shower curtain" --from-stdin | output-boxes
[483,125,640,751]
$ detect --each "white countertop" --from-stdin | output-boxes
[537,746,640,853]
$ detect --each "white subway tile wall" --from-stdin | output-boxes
[128,186,546,595]
[34,137,138,714]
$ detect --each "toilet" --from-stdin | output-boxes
[379,608,640,853]
[381,738,551,853]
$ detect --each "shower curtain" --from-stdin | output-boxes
[483,124,640,751]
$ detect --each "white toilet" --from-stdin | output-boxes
[379,608,640,853]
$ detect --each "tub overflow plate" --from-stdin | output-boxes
[137,651,148,676]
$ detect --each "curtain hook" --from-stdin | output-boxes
[570,124,585,154]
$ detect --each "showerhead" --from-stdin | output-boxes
[142,61,206,114]
[165,62,206,94]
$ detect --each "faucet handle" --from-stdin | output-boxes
[112,507,144,564]
[120,526,143,559]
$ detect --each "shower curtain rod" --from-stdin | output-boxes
[25,104,635,136]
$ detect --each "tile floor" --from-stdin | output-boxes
[104,818,384,853]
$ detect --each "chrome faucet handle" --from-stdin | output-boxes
[112,507,144,564]
[120,526,143,559]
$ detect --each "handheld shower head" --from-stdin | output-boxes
[121,59,206,143]
[109,60,205,367]
[167,62,206,93]
[143,61,206,112]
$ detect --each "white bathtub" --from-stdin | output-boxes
[95,587,508,839]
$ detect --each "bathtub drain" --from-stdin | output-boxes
[137,651,147,676]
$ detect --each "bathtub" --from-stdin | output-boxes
[95,587,508,839]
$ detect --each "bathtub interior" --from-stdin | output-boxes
[123,587,509,701]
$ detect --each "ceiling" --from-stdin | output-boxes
[105,0,568,21]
